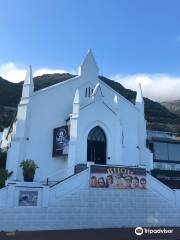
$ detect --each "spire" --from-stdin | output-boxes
[136,83,144,103]
[114,95,118,104]
[113,94,120,112]
[135,83,144,114]
[25,65,33,85]
[73,88,80,114]
[78,49,99,78]
[21,65,34,101]
[92,83,103,100]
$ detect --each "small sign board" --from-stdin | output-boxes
[52,126,69,157]
[18,191,38,206]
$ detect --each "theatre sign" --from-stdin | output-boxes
[89,165,146,189]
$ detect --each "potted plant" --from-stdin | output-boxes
[20,159,38,182]
[0,168,13,188]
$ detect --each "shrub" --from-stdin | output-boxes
[0,168,13,188]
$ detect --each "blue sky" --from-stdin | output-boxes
[0,0,180,101]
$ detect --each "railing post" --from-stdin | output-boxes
[42,185,50,207]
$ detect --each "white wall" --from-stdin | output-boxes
[69,79,144,169]
[7,74,149,181]
[0,169,180,231]
[0,187,7,208]
[75,98,139,167]
[6,55,151,181]
[147,174,176,205]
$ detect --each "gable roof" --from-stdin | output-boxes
[33,73,135,105]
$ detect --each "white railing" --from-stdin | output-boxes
[43,165,75,185]
[147,173,176,206]
[49,168,89,205]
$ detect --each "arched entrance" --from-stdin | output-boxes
[87,126,106,164]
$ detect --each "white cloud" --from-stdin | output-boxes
[111,73,180,102]
[1,62,180,102]
[0,62,27,83]
[0,62,76,83]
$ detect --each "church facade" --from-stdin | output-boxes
[1,51,180,232]
[6,50,153,182]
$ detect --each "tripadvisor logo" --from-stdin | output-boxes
[135,227,143,236]
[135,227,174,235]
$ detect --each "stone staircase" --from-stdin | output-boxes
[0,169,180,231]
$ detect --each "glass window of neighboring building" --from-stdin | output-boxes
[154,162,180,171]
[154,142,169,160]
[168,144,180,161]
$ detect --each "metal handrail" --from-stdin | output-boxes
[44,165,75,185]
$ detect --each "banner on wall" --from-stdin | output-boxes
[89,165,146,189]
[52,126,69,157]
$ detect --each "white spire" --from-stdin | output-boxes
[113,94,120,113]
[25,65,33,85]
[21,65,34,100]
[73,88,80,114]
[114,95,118,104]
[78,49,99,77]
[135,83,144,114]
[92,83,103,100]
[136,83,143,103]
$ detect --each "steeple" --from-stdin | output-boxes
[78,50,99,78]
[136,83,143,103]
[8,65,34,180]
[135,83,144,115]
[20,65,34,103]
[73,88,80,114]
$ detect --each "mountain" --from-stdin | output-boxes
[161,100,180,117]
[0,77,22,132]
[0,74,180,135]
[100,76,180,134]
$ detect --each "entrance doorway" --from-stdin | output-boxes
[87,126,106,164]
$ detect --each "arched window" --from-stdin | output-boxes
[87,126,106,142]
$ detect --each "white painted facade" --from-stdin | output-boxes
[1,170,180,231]
[6,50,153,182]
[1,51,180,231]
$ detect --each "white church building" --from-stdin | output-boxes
[0,51,180,231]
[6,50,152,182]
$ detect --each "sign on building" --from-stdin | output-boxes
[18,191,38,206]
[52,126,69,157]
[89,165,146,189]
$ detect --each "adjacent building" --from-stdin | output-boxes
[147,130,180,188]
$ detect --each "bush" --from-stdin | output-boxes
[0,168,13,188]
[0,150,7,169]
